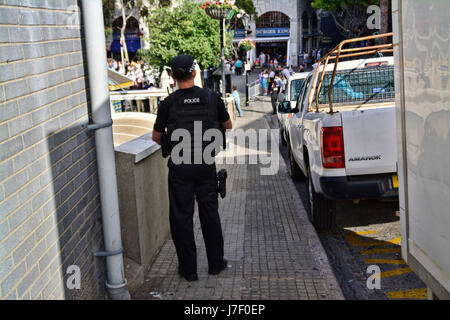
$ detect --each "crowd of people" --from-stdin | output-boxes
[258,65,291,96]
[107,57,158,90]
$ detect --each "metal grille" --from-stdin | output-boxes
[317,66,395,106]
[256,11,290,28]
[248,79,263,100]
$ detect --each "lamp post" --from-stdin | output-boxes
[241,13,250,107]
[205,7,233,99]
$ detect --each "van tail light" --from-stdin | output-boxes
[321,127,345,169]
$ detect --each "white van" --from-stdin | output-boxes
[276,72,310,145]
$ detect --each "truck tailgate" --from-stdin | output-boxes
[341,105,397,176]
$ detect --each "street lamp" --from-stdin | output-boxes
[205,6,233,99]
[241,13,251,106]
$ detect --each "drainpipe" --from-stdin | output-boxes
[81,0,130,300]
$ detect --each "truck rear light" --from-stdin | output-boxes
[365,61,389,67]
[321,127,345,169]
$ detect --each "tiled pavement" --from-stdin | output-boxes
[132,95,344,300]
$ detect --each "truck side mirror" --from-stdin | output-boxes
[278,101,291,113]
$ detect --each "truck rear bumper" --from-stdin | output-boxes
[319,174,398,200]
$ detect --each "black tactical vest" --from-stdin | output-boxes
[166,87,222,162]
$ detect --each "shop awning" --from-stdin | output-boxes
[108,69,134,91]
[110,33,142,53]
[233,37,289,43]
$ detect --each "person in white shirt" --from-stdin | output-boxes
[312,60,319,70]
[259,52,266,68]
[304,51,309,66]
[268,69,275,94]
[282,66,290,81]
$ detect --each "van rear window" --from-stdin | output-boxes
[317,66,395,106]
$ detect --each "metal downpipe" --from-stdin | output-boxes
[80,0,130,300]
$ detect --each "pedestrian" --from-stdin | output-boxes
[298,63,304,73]
[304,51,310,66]
[268,68,275,94]
[313,59,319,70]
[275,65,282,77]
[231,85,243,117]
[259,51,266,69]
[282,66,291,81]
[281,75,287,92]
[271,75,282,114]
[152,55,231,282]
[235,58,243,76]
[262,69,269,95]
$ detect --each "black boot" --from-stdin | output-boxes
[208,260,228,275]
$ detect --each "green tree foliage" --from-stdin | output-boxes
[236,0,257,20]
[138,1,235,70]
[311,0,379,38]
[102,0,116,37]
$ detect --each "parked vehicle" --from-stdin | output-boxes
[283,33,397,230]
[394,0,449,299]
[277,72,310,145]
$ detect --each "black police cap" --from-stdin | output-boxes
[170,54,197,79]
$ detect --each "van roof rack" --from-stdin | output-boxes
[309,33,394,113]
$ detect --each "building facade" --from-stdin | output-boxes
[0,1,106,299]
[234,0,327,67]
[106,0,181,61]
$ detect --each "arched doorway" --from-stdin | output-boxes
[255,11,291,67]
[311,12,320,51]
[256,11,290,28]
[302,12,309,30]
[110,16,142,61]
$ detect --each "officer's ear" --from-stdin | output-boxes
[192,69,197,79]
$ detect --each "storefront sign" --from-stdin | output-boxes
[256,27,290,38]
[234,29,245,38]
[110,33,142,53]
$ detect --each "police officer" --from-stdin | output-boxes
[152,55,232,282]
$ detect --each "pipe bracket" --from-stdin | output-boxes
[94,248,123,257]
[84,120,113,131]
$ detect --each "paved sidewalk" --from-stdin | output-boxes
[132,96,344,300]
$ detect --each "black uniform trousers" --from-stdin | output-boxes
[271,92,279,114]
[168,160,225,276]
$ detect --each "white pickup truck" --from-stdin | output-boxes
[276,72,309,145]
[283,35,398,230]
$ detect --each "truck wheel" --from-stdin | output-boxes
[289,147,304,181]
[280,128,287,146]
[306,166,336,231]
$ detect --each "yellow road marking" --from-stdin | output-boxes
[387,288,427,299]
[355,231,378,235]
[380,267,412,278]
[364,259,407,265]
[345,231,401,247]
[389,237,402,245]
[361,248,402,255]
[392,175,399,188]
